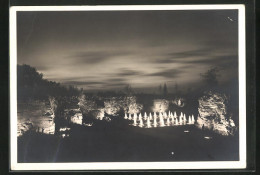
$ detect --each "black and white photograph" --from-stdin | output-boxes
[10,5,246,170]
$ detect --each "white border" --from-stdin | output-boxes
[10,5,246,171]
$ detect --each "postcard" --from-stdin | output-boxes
[10,5,246,170]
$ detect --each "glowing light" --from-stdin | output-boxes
[191,115,195,124]
[175,117,179,125]
[179,115,183,125]
[128,113,132,120]
[124,113,128,119]
[174,111,177,118]
[149,113,152,120]
[144,112,148,120]
[128,111,195,128]
[183,114,187,124]
[159,112,165,127]
[166,117,171,126]
[188,115,192,124]
[153,115,158,127]
[139,117,144,127]
[147,117,151,128]
[133,114,137,126]
[138,113,142,121]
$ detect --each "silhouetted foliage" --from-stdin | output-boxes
[17,64,79,101]
[124,84,134,95]
[163,83,168,96]
[200,67,220,88]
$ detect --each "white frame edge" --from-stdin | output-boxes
[9,4,246,171]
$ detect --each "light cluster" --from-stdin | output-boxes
[124,111,195,128]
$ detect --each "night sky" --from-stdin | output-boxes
[17,10,238,92]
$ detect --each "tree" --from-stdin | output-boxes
[124,84,134,95]
[200,67,220,88]
[163,83,168,96]
[17,64,79,100]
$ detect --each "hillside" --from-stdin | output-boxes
[17,64,79,101]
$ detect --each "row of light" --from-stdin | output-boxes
[124,111,196,128]
[124,111,195,121]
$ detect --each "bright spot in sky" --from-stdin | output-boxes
[227,17,233,21]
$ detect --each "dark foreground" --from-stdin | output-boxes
[18,119,239,163]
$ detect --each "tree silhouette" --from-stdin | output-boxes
[163,83,168,96]
[124,84,134,95]
[17,64,79,100]
[200,67,220,88]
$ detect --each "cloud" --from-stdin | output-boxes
[68,50,129,64]
[166,48,212,59]
[69,51,108,64]
[148,69,183,78]
[116,69,143,76]
[62,81,106,86]
[35,65,50,71]
[184,55,238,66]
[213,55,238,69]
[106,78,126,82]
[105,83,128,87]
[154,48,213,64]
[62,77,127,87]
[155,49,237,68]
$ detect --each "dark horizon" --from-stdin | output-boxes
[18,63,237,95]
[17,10,238,91]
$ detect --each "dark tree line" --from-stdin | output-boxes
[158,83,168,96]
[17,64,80,101]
